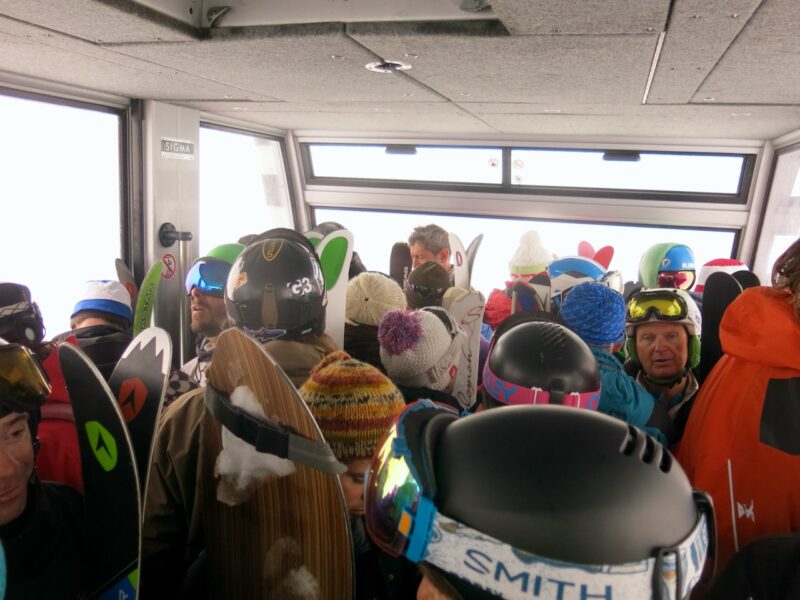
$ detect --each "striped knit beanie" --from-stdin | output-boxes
[300,351,406,461]
[695,258,748,293]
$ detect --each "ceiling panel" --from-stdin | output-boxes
[491,0,668,35]
[647,0,761,104]
[694,0,800,104]
[111,24,444,103]
[349,22,658,104]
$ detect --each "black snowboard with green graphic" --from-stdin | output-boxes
[59,343,140,599]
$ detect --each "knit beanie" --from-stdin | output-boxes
[560,281,626,347]
[405,261,451,309]
[509,231,555,281]
[299,351,406,461]
[346,271,406,326]
[378,308,463,391]
[695,258,748,293]
[71,280,133,323]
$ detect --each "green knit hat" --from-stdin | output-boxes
[300,351,406,460]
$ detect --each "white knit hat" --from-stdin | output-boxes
[378,308,465,391]
[346,272,406,326]
[509,231,556,280]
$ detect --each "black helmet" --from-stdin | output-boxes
[482,315,600,410]
[225,235,327,340]
[365,402,714,600]
[0,283,45,347]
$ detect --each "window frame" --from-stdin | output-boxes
[301,141,756,205]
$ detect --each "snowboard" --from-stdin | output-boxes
[306,227,354,349]
[59,344,140,600]
[108,328,171,495]
[529,272,552,313]
[133,259,163,336]
[510,280,544,314]
[202,328,354,599]
[698,271,742,384]
[443,287,485,411]
[390,241,412,291]
[115,258,138,307]
[448,232,469,289]
[732,269,760,290]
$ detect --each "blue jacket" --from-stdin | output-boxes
[591,347,667,444]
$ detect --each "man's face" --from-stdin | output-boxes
[635,321,689,379]
[340,456,372,516]
[0,412,34,525]
[410,242,450,271]
[189,287,227,337]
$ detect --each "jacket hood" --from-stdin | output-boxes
[721,286,800,369]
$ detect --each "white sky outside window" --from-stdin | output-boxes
[0,94,120,338]
[199,127,294,253]
[315,208,736,299]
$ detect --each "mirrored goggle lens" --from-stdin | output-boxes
[0,344,51,401]
[365,425,423,557]
[658,270,695,290]
[628,295,686,321]
[409,283,446,300]
[185,260,229,296]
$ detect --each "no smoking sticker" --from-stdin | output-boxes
[161,253,176,280]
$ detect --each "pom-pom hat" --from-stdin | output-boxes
[346,272,405,326]
[71,280,133,323]
[300,351,406,461]
[378,307,465,391]
[561,282,626,347]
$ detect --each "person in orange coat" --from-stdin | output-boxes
[678,237,800,575]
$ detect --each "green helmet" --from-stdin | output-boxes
[185,243,246,296]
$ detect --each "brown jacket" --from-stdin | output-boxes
[140,333,337,598]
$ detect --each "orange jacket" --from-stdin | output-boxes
[678,287,800,573]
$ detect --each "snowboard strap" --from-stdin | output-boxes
[204,384,345,475]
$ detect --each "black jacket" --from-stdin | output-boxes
[0,480,87,599]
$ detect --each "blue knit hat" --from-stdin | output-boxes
[561,282,625,347]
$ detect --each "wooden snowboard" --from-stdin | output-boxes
[202,328,354,599]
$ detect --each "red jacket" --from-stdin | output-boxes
[37,337,83,491]
[678,287,800,573]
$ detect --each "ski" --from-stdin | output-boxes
[389,241,412,291]
[308,227,354,349]
[699,271,742,384]
[132,259,163,336]
[59,343,140,599]
[443,287,485,411]
[115,258,138,307]
[449,232,469,289]
[465,234,483,288]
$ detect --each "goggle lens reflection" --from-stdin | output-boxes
[185,260,230,296]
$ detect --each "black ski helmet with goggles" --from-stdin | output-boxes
[482,312,600,410]
[365,401,715,600]
[0,283,45,347]
[225,230,327,341]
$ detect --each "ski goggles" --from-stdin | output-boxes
[0,343,50,415]
[627,290,689,324]
[407,282,447,301]
[657,270,695,291]
[482,364,600,409]
[365,400,714,600]
[185,259,231,297]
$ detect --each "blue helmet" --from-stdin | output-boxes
[546,256,607,310]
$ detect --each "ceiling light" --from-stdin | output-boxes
[366,60,412,74]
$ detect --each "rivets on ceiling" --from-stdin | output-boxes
[646,27,655,32]
[403,92,415,97]
[404,53,419,59]
[730,13,740,18]
[702,97,716,102]
[731,112,752,117]
[374,108,391,112]
[330,55,345,61]
[543,109,562,113]
[366,60,412,73]
[459,92,471,97]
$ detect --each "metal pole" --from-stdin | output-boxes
[159,222,193,365]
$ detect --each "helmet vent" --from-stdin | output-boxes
[620,426,638,456]
[641,434,656,464]
[658,449,673,473]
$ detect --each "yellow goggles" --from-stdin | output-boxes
[0,344,51,411]
[627,291,688,323]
